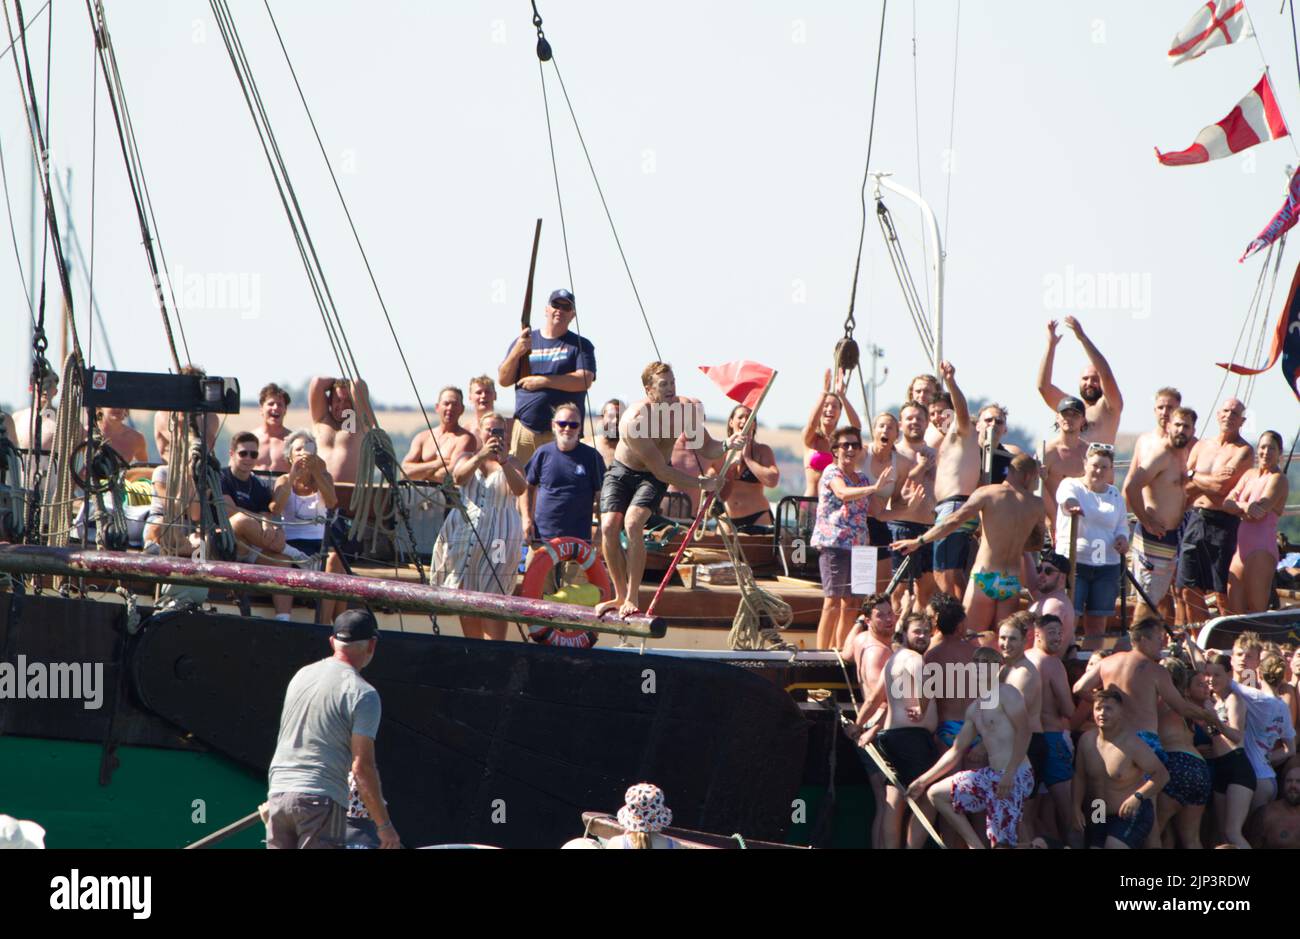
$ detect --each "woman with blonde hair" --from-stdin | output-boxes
[802,369,861,498]
[604,783,680,849]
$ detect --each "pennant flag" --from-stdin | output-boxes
[699,361,775,410]
[1240,167,1300,262]
[1156,73,1288,166]
[1168,1,1254,67]
[1218,260,1300,404]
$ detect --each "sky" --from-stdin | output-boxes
[2,0,1298,449]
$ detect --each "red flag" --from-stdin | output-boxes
[1168,1,1254,67]
[1217,259,1300,387]
[1156,73,1288,166]
[699,361,774,410]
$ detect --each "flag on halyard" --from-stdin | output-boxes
[1217,260,1300,405]
[1156,73,1288,166]
[699,361,775,410]
[1168,1,1254,67]
[1240,166,1300,262]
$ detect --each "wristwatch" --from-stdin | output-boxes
[1133,791,1146,803]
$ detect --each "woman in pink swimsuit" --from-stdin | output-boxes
[1225,430,1289,614]
[802,369,862,497]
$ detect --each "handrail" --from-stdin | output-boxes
[0,545,667,639]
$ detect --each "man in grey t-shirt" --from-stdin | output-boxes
[265,610,400,848]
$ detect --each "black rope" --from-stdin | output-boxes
[843,0,890,339]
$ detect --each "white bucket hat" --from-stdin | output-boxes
[0,815,46,849]
[616,783,672,833]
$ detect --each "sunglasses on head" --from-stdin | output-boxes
[236,449,258,459]
[554,420,580,430]
[1087,443,1115,454]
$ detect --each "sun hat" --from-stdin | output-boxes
[616,783,673,833]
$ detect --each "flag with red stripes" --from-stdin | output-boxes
[1155,73,1288,166]
[1168,1,1254,67]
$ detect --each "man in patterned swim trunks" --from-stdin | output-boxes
[908,647,1035,848]
[1072,686,1169,849]
[896,453,1045,632]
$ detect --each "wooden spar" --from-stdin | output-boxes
[515,218,543,381]
[0,545,666,639]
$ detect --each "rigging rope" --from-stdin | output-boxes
[942,0,961,251]
[876,199,935,357]
[910,1,932,318]
[1203,242,1275,438]
[1242,234,1287,405]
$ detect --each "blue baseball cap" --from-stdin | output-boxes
[549,289,575,309]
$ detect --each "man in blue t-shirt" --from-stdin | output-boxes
[498,288,597,465]
[522,402,606,544]
[220,431,308,565]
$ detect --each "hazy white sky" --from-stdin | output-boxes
[2,0,1298,447]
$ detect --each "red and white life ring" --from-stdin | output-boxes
[520,537,611,649]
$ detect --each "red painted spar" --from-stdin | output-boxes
[0,545,666,639]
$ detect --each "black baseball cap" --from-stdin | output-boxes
[332,609,378,641]
[1040,552,1070,575]
[1057,396,1085,415]
[549,289,575,308]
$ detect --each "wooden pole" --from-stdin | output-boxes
[185,809,262,849]
[0,545,666,639]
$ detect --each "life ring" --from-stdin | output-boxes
[520,537,611,649]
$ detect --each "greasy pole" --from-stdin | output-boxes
[0,545,665,639]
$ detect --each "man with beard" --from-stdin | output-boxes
[1041,396,1089,540]
[1124,406,1195,621]
[1123,388,1189,623]
[595,398,622,468]
[859,612,939,848]
[1028,552,1076,639]
[1037,316,1123,445]
[252,383,291,473]
[1247,762,1300,848]
[890,401,938,607]
[1178,398,1255,622]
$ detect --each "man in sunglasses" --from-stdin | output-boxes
[221,432,309,565]
[1037,316,1124,445]
[522,401,606,546]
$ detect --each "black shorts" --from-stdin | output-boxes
[867,517,891,548]
[888,521,934,576]
[600,460,669,516]
[876,726,938,788]
[1085,798,1154,849]
[1176,508,1239,593]
[1209,748,1257,794]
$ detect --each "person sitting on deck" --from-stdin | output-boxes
[96,407,148,464]
[595,362,738,619]
[706,403,779,533]
[521,401,605,547]
[252,383,292,473]
[221,431,309,568]
[430,411,526,641]
[497,288,596,466]
[802,368,862,498]
[269,430,340,620]
[603,783,681,849]
[154,364,221,462]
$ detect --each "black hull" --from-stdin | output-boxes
[3,594,810,847]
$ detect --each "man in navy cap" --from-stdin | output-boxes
[498,288,597,465]
[265,610,399,848]
[1041,395,1090,541]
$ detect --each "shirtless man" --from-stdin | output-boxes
[977,404,1024,486]
[909,647,1035,848]
[1037,316,1123,445]
[890,401,938,608]
[1027,552,1076,639]
[13,371,61,456]
[596,363,737,617]
[999,612,1044,840]
[401,387,478,486]
[926,392,952,450]
[1124,406,1195,621]
[896,453,1046,632]
[843,593,898,849]
[1073,619,1219,761]
[1072,686,1169,848]
[859,613,940,849]
[1026,614,1076,839]
[1124,387,1191,490]
[924,593,977,751]
[309,376,372,484]
[1178,398,1255,621]
[929,362,980,600]
[595,398,622,469]
[1247,762,1300,848]
[465,375,514,442]
[154,365,220,462]
[251,383,291,473]
[1041,396,1089,539]
[96,408,148,463]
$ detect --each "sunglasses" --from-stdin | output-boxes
[834,442,862,451]
[551,304,574,313]
[554,420,580,430]
[236,449,259,459]
[1087,443,1115,454]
